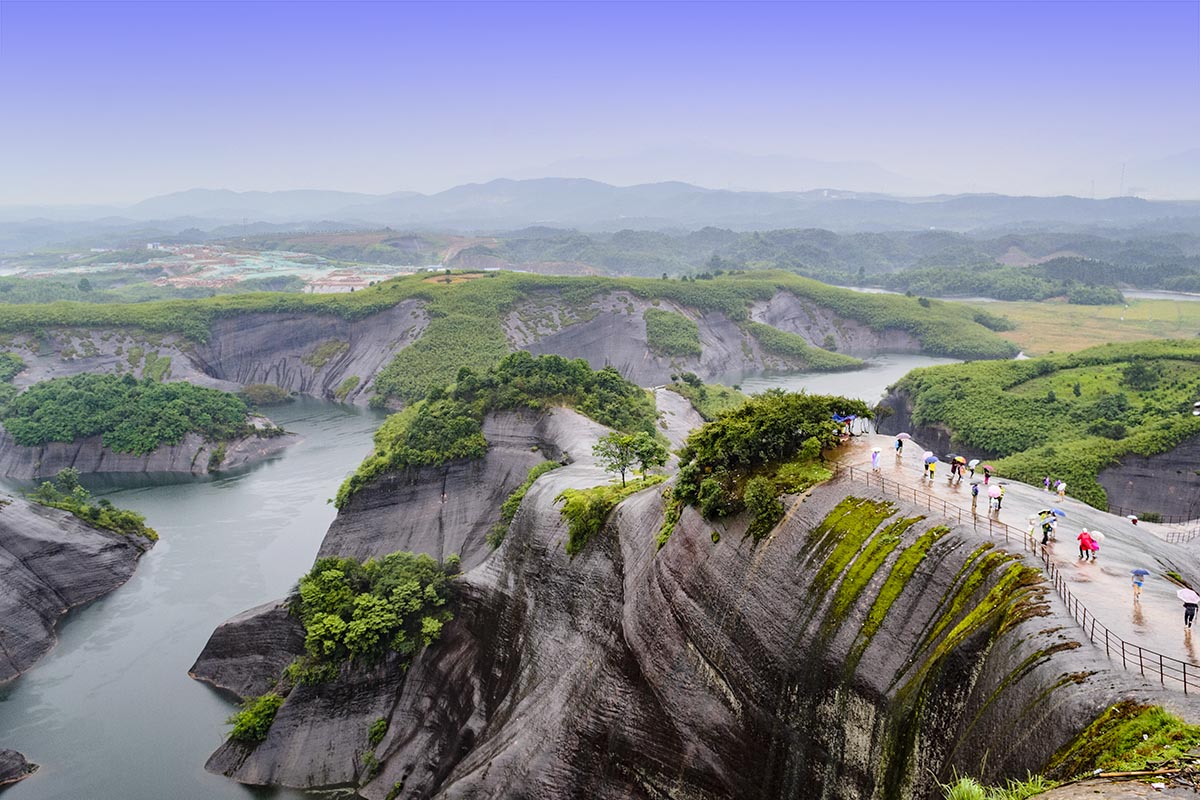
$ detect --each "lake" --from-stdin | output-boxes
[0,399,383,800]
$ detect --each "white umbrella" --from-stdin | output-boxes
[1091,531,1105,543]
[871,446,882,453]
[968,458,981,468]
[922,450,934,459]
[1179,589,1200,604]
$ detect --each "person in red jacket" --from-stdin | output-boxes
[1077,529,1095,561]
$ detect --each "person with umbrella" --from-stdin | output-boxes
[982,465,993,484]
[871,447,881,471]
[987,484,1002,510]
[968,458,979,478]
[971,481,979,513]
[1056,480,1067,502]
[895,433,909,455]
[1180,588,1200,629]
[1131,568,1150,601]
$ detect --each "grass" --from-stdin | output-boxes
[971,297,1200,356]
[940,773,1054,800]
[665,380,748,420]
[1048,702,1200,778]
[556,475,666,556]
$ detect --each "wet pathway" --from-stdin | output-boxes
[833,434,1200,680]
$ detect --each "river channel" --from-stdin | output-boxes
[0,353,956,799]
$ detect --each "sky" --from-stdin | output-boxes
[0,0,1197,205]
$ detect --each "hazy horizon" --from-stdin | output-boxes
[1,0,1197,206]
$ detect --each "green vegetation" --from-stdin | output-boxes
[337,352,658,508]
[29,468,157,541]
[642,308,702,357]
[334,375,361,401]
[666,374,747,420]
[891,339,1200,507]
[745,321,862,371]
[0,352,26,382]
[592,430,669,487]
[939,774,1053,800]
[240,383,292,405]
[879,263,1125,305]
[1048,702,1200,777]
[368,717,388,748]
[3,374,253,455]
[288,551,457,682]
[302,339,349,369]
[489,460,563,548]
[675,389,871,525]
[226,692,284,744]
[141,351,171,381]
[207,444,226,471]
[556,475,666,556]
[0,271,1015,406]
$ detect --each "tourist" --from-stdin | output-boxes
[928,461,936,481]
[1041,519,1054,545]
[1043,476,1051,492]
[1132,573,1144,601]
[871,448,880,470]
[1057,480,1067,502]
[1185,599,1198,630]
[971,483,979,512]
[1077,529,1093,560]
[983,465,991,484]
[895,437,904,455]
[996,485,1005,510]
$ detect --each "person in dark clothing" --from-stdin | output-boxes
[1186,602,1198,629]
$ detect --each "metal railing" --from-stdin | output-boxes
[831,464,1200,694]
[1107,503,1200,527]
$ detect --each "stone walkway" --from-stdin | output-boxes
[833,434,1200,680]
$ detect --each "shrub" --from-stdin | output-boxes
[227,693,283,744]
[556,475,665,556]
[28,467,157,541]
[334,375,361,401]
[643,308,702,357]
[368,717,388,748]
[490,460,563,548]
[240,383,292,405]
[301,339,349,369]
[292,551,455,675]
[744,476,784,540]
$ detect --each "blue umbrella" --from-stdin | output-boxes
[1037,508,1067,517]
[1131,569,1151,577]
[923,455,938,465]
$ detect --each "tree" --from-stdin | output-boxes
[593,432,637,487]
[630,432,669,479]
[77,278,92,292]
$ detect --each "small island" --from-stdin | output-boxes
[0,373,298,479]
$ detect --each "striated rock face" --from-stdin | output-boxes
[875,388,994,460]
[0,496,154,683]
[0,750,36,788]
[0,423,299,480]
[1098,433,1200,520]
[190,303,428,404]
[188,599,306,700]
[194,405,1177,799]
[750,291,923,356]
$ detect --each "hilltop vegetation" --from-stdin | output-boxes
[673,389,872,540]
[29,467,157,541]
[891,339,1200,507]
[0,270,1015,406]
[2,374,257,454]
[336,351,659,507]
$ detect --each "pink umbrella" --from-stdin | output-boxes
[896,433,911,440]
[1179,589,1200,604]
[988,485,1002,498]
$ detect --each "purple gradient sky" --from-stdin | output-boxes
[0,0,1197,204]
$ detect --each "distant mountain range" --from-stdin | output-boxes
[3,178,1200,253]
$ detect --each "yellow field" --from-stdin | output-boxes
[968,298,1200,356]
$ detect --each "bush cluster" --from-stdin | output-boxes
[28,467,157,541]
[337,351,658,507]
[642,308,702,357]
[2,373,252,454]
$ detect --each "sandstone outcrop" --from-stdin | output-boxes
[0,750,36,788]
[0,419,299,480]
[193,403,1192,798]
[0,496,154,684]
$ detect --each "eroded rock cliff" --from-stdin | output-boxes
[193,405,1182,799]
[0,496,154,684]
[0,421,299,480]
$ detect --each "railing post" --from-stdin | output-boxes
[1139,648,1145,677]
[1122,640,1127,669]
[1160,654,1165,686]
[1185,662,1189,695]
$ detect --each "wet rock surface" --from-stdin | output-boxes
[0,496,153,684]
[195,405,1200,798]
[1098,433,1200,520]
[0,749,36,787]
[188,599,306,700]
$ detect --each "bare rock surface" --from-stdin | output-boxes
[0,423,299,480]
[195,404,1200,798]
[189,302,428,405]
[188,599,306,700]
[1098,433,1200,520]
[750,291,923,355]
[0,495,153,684]
[0,749,36,788]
